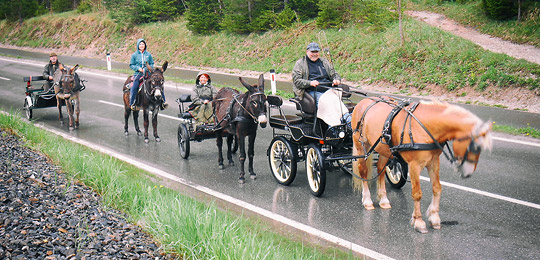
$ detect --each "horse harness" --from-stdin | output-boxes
[143,74,165,103]
[55,72,85,95]
[353,97,483,173]
[212,91,266,132]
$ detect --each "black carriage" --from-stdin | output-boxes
[22,75,85,120]
[266,86,408,196]
[175,94,237,159]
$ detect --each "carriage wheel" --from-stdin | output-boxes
[385,158,408,189]
[177,123,190,159]
[268,137,297,186]
[306,144,326,197]
[24,98,32,120]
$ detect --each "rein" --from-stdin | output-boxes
[232,92,265,124]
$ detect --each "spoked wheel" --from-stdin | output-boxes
[268,137,297,185]
[24,98,32,120]
[385,157,408,189]
[306,144,326,197]
[177,123,190,159]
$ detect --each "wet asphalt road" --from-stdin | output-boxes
[1,54,540,259]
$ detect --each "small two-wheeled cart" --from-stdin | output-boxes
[22,75,86,120]
[266,86,408,197]
[175,94,237,159]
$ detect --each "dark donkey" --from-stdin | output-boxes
[53,64,82,130]
[213,74,268,183]
[122,61,168,143]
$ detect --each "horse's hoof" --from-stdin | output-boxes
[69,126,74,131]
[155,137,161,142]
[228,161,234,166]
[379,198,392,209]
[219,164,225,170]
[250,174,256,180]
[144,138,149,144]
[125,131,129,136]
[411,218,428,234]
[238,177,245,184]
[363,204,375,210]
[60,121,64,125]
[362,197,375,210]
[137,131,142,136]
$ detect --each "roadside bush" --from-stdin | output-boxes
[185,0,222,34]
[482,0,516,20]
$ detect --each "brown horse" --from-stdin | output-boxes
[213,74,267,183]
[351,97,492,233]
[122,61,168,143]
[53,64,81,130]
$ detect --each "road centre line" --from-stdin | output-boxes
[23,120,391,260]
[98,100,181,122]
[419,176,540,209]
[3,56,539,148]
[0,76,10,80]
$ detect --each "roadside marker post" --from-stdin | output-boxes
[106,52,111,71]
[270,69,276,95]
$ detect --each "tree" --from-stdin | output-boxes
[0,0,40,23]
[482,0,516,20]
[185,0,223,34]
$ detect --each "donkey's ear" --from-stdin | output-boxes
[145,62,153,72]
[70,64,79,75]
[239,77,254,92]
[258,74,264,90]
[161,61,168,73]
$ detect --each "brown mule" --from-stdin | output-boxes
[53,64,81,130]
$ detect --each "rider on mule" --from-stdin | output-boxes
[43,52,63,92]
[189,72,217,125]
[129,39,168,110]
[292,42,351,127]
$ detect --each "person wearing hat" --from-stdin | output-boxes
[42,52,63,92]
[292,42,351,128]
[292,42,341,104]
[129,38,168,110]
[188,71,217,125]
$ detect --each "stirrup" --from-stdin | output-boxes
[131,105,136,111]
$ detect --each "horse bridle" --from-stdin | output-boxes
[144,74,164,102]
[233,92,266,124]
[450,134,483,167]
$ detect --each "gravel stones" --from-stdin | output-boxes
[0,130,177,259]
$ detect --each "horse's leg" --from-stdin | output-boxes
[74,96,80,129]
[143,109,150,143]
[238,134,247,184]
[226,134,234,166]
[124,106,131,135]
[376,155,391,209]
[216,131,225,169]
[247,133,256,180]
[152,111,160,142]
[352,145,374,210]
[426,156,442,230]
[409,160,428,233]
[66,99,74,130]
[133,110,142,136]
[57,97,64,124]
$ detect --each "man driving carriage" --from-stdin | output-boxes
[292,42,352,128]
[43,53,63,92]
[129,39,168,110]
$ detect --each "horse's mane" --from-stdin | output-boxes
[419,101,492,150]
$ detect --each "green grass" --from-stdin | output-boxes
[408,0,540,48]
[0,111,355,259]
[492,122,540,138]
[1,10,539,94]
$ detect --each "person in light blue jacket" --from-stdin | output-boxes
[129,39,167,110]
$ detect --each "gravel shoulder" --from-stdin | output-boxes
[0,129,177,259]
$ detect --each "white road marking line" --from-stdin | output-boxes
[492,136,540,148]
[419,176,540,209]
[98,100,181,122]
[21,120,391,260]
[0,76,10,80]
[3,56,539,147]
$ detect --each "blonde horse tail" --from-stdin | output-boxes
[352,148,374,192]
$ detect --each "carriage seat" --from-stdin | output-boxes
[177,94,192,103]
[290,93,316,115]
[267,95,303,126]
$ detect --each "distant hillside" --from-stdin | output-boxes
[1,11,539,103]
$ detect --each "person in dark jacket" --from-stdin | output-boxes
[129,39,167,110]
[43,53,63,92]
[189,72,217,124]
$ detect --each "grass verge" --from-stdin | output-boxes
[492,122,540,139]
[0,111,354,260]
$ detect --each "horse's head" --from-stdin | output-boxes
[452,120,493,178]
[145,61,168,101]
[58,64,79,96]
[239,74,267,128]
